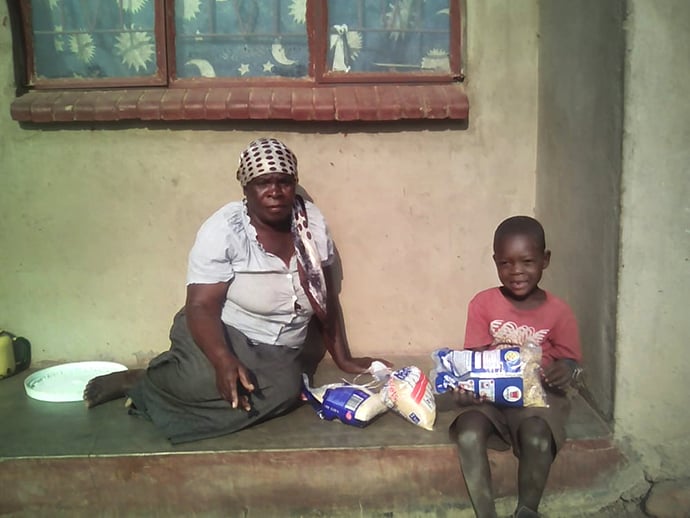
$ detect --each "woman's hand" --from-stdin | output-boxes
[213,355,255,411]
[338,356,394,375]
[542,359,576,392]
[186,282,256,411]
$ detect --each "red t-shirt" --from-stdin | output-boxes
[463,287,582,367]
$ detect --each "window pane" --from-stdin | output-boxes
[175,0,309,79]
[327,0,451,74]
[29,0,159,80]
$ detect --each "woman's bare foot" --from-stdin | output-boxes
[83,369,145,408]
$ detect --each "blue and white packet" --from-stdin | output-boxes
[301,373,388,428]
[430,343,548,408]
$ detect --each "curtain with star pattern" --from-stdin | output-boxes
[29,0,451,81]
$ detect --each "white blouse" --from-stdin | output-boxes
[186,200,334,347]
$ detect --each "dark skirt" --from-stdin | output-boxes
[446,391,572,457]
[127,308,304,444]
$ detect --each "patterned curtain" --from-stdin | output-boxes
[175,0,309,79]
[327,0,451,74]
[29,0,450,81]
[30,0,158,80]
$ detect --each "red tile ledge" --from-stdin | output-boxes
[10,85,469,123]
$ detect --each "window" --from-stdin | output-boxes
[10,0,468,123]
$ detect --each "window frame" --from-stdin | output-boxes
[311,1,464,85]
[18,0,169,89]
[9,0,469,123]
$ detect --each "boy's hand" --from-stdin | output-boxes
[542,359,577,392]
[451,387,484,407]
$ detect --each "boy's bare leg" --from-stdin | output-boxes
[83,369,146,408]
[453,411,499,518]
[516,416,555,514]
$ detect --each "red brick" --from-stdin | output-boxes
[226,88,251,119]
[8,84,468,123]
[182,89,207,119]
[269,87,293,119]
[375,86,402,121]
[115,90,145,120]
[29,92,62,123]
[313,87,335,121]
[204,88,229,119]
[291,88,314,121]
[354,86,379,121]
[137,90,163,120]
[248,87,273,119]
[334,86,358,121]
[426,85,450,119]
[10,95,32,122]
[446,85,470,119]
[52,91,82,122]
[93,91,120,121]
[73,91,98,121]
[397,86,425,119]
[160,89,187,120]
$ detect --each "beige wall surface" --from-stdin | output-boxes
[616,0,690,480]
[0,3,539,366]
[536,0,690,482]
[536,0,624,420]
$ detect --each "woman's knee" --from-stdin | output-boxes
[262,373,302,412]
[283,374,303,402]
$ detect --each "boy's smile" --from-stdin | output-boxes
[493,234,551,305]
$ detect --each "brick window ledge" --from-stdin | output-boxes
[10,84,468,123]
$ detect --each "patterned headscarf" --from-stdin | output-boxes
[236,137,299,187]
[236,137,328,322]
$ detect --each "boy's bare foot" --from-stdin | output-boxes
[83,369,145,408]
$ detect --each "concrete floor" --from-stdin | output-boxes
[0,357,619,517]
[0,356,610,459]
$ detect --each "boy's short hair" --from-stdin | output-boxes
[493,216,546,251]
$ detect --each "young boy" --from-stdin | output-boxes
[450,216,583,518]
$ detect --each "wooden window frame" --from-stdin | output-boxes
[9,0,469,123]
[18,0,169,89]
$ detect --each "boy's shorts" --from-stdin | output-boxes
[448,392,571,457]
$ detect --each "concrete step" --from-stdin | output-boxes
[0,357,629,517]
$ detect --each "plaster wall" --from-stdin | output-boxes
[536,1,624,420]
[0,3,539,366]
[537,0,690,480]
[616,0,690,480]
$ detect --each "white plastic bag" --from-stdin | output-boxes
[380,366,436,431]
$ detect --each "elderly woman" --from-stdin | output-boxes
[85,137,389,444]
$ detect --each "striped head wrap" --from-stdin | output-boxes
[236,138,299,187]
